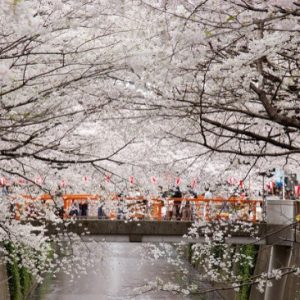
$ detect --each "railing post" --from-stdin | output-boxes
[205,200,209,221]
[63,197,69,219]
[253,201,257,223]
[158,200,162,221]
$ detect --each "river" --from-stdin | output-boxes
[30,242,223,300]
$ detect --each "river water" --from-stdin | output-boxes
[30,242,222,300]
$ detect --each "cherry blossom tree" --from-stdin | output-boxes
[0,0,299,296]
[126,0,300,296]
[0,0,146,280]
[124,0,300,172]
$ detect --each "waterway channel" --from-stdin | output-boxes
[30,242,223,300]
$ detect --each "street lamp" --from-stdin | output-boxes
[258,170,274,222]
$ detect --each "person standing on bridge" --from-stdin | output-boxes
[69,201,79,217]
[98,200,106,220]
[173,186,182,221]
[80,201,88,218]
[204,187,212,199]
[203,187,213,220]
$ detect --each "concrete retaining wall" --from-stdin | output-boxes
[0,254,10,300]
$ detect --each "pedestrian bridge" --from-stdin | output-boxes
[16,193,264,223]
[42,219,299,245]
[13,193,300,245]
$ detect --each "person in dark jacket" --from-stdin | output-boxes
[173,186,182,220]
[80,201,88,218]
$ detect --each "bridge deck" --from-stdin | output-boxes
[43,220,298,245]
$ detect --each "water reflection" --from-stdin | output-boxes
[30,243,220,300]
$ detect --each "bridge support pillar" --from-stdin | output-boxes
[129,234,142,242]
[264,245,292,300]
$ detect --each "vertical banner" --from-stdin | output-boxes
[175,177,181,186]
[83,176,88,183]
[294,186,300,198]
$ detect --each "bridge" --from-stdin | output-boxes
[14,193,300,245]
[40,219,299,245]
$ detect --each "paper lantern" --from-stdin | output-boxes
[105,175,111,183]
[151,176,157,184]
[35,176,43,185]
[129,176,134,184]
[18,178,26,185]
[227,177,237,185]
[60,180,66,188]
[0,178,7,185]
[191,179,197,189]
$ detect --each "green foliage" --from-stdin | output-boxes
[236,245,258,300]
[32,273,52,300]
[204,28,212,37]
[5,243,22,300]
[20,267,32,299]
[227,15,236,22]
[5,242,33,300]
[13,0,22,5]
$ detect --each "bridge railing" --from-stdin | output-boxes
[9,194,263,223]
[151,196,262,223]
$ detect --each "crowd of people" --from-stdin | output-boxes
[65,185,215,222]
[0,182,258,222]
[0,181,268,222]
